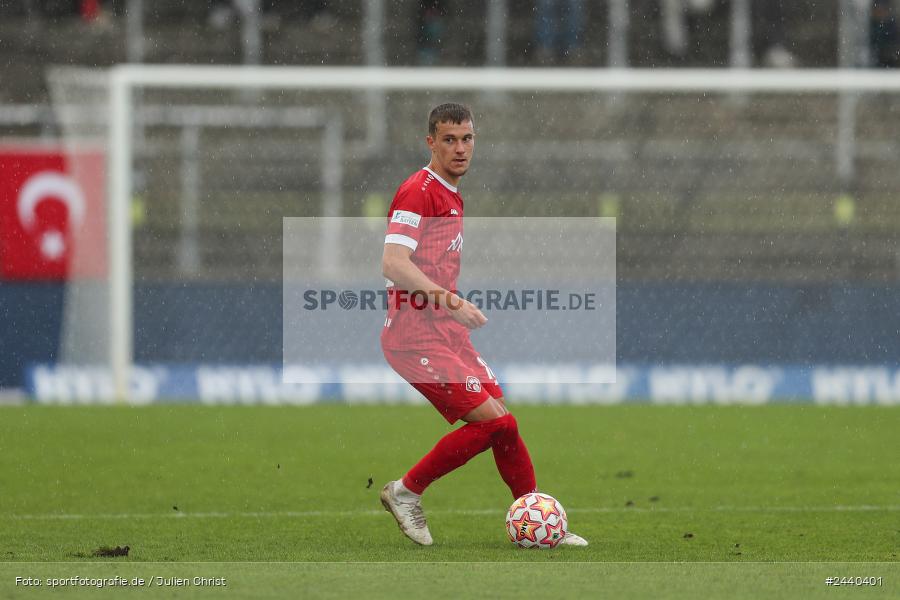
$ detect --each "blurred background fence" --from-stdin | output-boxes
[1,1,899,403]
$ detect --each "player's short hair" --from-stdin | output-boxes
[428,103,474,137]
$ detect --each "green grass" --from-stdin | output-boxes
[1,405,898,598]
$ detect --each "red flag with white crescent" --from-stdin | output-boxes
[0,144,106,280]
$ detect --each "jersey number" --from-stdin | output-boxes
[476,356,497,382]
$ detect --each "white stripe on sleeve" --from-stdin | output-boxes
[385,233,418,251]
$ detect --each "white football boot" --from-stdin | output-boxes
[559,532,589,546]
[380,481,433,546]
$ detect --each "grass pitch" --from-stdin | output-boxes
[1,404,898,598]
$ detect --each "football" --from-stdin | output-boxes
[505,492,568,549]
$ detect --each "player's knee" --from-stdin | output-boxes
[499,413,518,435]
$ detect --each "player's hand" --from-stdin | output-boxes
[446,295,488,329]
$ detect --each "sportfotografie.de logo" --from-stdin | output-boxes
[301,289,598,311]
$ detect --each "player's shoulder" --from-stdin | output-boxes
[391,169,436,212]
[396,168,433,196]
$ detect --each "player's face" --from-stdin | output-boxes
[427,120,475,183]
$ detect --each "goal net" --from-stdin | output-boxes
[38,66,900,404]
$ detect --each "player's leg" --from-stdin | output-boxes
[453,344,538,499]
[459,395,507,420]
[380,348,501,545]
[381,390,501,546]
[459,397,537,500]
[458,347,587,546]
[400,386,501,494]
[465,399,588,546]
[398,347,527,496]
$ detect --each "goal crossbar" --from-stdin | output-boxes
[111,66,900,92]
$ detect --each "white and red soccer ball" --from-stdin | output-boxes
[505,492,568,549]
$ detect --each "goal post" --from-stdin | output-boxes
[109,73,133,404]
[46,65,900,402]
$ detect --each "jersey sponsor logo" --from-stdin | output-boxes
[447,232,463,252]
[465,375,481,393]
[390,210,422,228]
[450,208,459,216]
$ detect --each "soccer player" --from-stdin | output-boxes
[379,103,588,547]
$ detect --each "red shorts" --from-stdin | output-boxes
[383,339,503,424]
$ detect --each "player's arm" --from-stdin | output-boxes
[382,243,487,329]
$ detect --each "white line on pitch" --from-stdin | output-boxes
[4,505,900,521]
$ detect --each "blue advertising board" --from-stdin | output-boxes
[25,364,900,405]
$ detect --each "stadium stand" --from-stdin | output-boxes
[1,0,899,389]
[0,1,895,285]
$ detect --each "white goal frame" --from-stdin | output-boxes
[107,66,900,400]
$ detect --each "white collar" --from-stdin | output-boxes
[423,166,458,193]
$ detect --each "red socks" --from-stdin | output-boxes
[403,413,536,499]
[490,415,537,499]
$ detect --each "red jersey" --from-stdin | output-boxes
[381,167,468,351]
